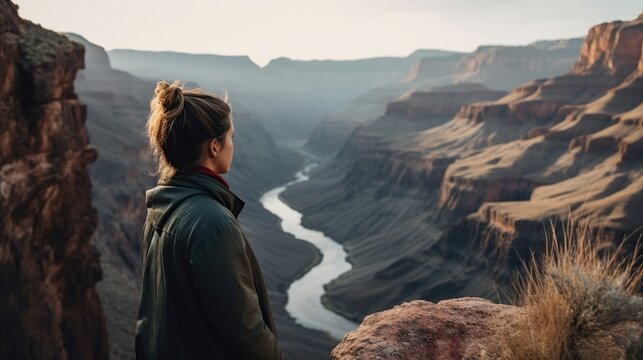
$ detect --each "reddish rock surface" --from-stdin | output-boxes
[0,1,108,359]
[331,298,517,360]
[572,13,643,75]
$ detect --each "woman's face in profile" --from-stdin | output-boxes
[214,119,235,174]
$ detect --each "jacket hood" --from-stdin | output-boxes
[145,170,245,230]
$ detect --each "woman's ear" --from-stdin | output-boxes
[209,138,219,159]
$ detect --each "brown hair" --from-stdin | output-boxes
[146,80,231,182]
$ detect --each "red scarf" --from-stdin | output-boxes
[192,165,230,190]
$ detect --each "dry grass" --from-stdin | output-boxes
[480,216,643,360]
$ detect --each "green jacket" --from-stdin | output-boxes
[135,170,283,359]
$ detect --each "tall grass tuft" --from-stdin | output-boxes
[480,216,642,360]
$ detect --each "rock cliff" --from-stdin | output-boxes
[0,1,107,359]
[572,15,643,75]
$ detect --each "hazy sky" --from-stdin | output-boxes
[13,0,642,67]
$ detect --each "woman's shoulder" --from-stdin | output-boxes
[166,194,241,248]
[175,195,245,251]
[179,194,237,226]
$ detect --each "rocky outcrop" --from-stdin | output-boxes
[63,33,158,359]
[331,298,518,360]
[332,248,643,360]
[0,1,107,359]
[572,14,643,75]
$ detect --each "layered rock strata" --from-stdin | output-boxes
[306,37,583,157]
[283,14,643,323]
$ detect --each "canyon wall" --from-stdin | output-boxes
[306,38,583,157]
[0,1,107,359]
[283,14,643,322]
[438,13,643,267]
[450,38,583,90]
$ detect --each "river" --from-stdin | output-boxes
[260,163,359,341]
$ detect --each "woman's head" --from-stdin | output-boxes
[146,80,234,181]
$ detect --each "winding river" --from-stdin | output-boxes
[260,163,359,340]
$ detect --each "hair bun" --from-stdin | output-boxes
[154,80,185,113]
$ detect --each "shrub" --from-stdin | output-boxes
[480,216,642,360]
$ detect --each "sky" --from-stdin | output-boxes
[13,0,642,67]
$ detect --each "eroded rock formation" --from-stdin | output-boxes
[439,14,643,264]
[0,1,108,359]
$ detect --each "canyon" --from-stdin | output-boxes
[2,0,641,357]
[282,13,643,324]
[107,48,462,143]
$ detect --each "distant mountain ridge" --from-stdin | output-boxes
[305,37,584,155]
[106,47,464,142]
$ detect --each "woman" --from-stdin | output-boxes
[135,80,283,359]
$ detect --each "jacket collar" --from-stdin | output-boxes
[160,170,245,218]
[190,165,230,190]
